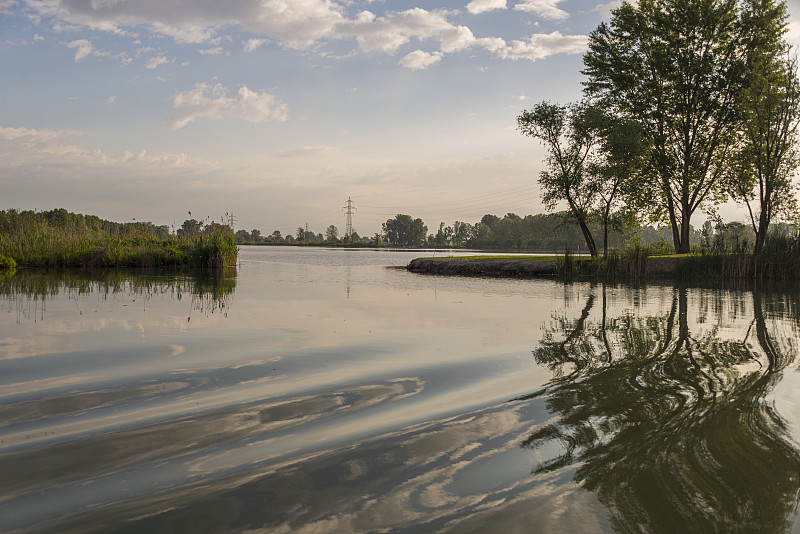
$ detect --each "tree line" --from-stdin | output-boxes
[376,211,794,251]
[517,0,800,266]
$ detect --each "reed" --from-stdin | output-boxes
[557,244,649,283]
[0,209,237,270]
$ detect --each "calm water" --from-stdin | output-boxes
[1,246,800,533]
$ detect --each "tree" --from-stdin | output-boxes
[590,114,648,257]
[518,101,602,257]
[296,226,305,243]
[583,0,741,253]
[325,225,339,242]
[730,0,800,264]
[236,229,250,242]
[382,214,427,247]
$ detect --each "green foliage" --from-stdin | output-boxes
[0,208,237,270]
[518,101,601,257]
[382,214,427,247]
[0,254,15,271]
[583,0,743,253]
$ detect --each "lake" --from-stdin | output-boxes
[1,246,799,533]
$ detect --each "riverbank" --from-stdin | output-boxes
[408,255,682,279]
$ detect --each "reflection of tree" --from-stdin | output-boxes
[0,269,236,319]
[517,285,800,533]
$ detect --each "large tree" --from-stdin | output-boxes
[518,101,602,257]
[730,0,800,264]
[583,0,741,253]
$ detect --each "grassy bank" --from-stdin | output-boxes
[410,234,800,285]
[0,209,237,270]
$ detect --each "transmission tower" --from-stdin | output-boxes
[342,197,356,241]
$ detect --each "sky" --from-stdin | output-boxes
[2,0,800,237]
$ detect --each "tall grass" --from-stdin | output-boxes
[0,210,237,269]
[557,245,649,283]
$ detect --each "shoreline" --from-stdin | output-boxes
[408,256,682,279]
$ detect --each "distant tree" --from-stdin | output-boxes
[326,225,339,242]
[452,221,472,247]
[236,229,250,242]
[179,219,202,239]
[518,101,602,257]
[270,230,282,242]
[296,227,305,243]
[382,214,427,247]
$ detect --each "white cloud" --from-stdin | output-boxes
[0,125,209,168]
[467,0,507,15]
[164,82,289,130]
[344,8,476,54]
[66,39,93,62]
[398,50,442,70]
[146,55,168,69]
[107,95,116,103]
[489,31,587,61]
[199,46,224,55]
[34,0,589,70]
[514,0,570,20]
[592,1,622,18]
[243,38,268,52]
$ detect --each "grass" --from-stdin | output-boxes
[426,255,560,262]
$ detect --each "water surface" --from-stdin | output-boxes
[1,246,799,533]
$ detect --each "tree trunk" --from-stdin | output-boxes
[577,217,599,258]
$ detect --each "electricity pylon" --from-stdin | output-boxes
[343,197,356,241]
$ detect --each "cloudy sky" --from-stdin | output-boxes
[2,0,800,237]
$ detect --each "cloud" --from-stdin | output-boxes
[514,0,570,20]
[107,95,116,103]
[66,39,94,62]
[343,8,476,54]
[398,50,442,70]
[146,55,168,69]
[466,0,507,15]
[199,47,224,55]
[35,1,589,70]
[242,38,268,52]
[0,125,210,168]
[489,31,587,61]
[164,82,289,130]
[592,1,622,18]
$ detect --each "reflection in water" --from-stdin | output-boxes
[3,254,800,533]
[518,285,800,533]
[0,268,236,320]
